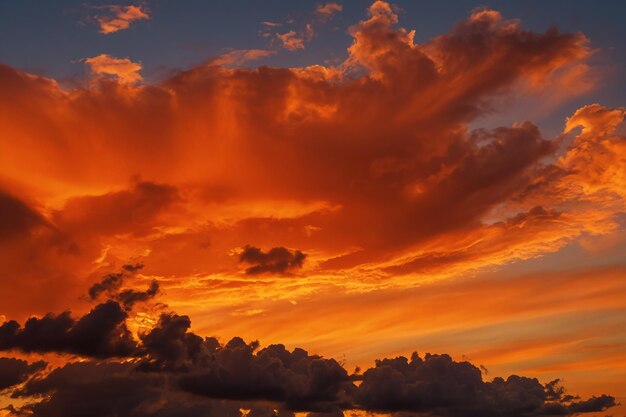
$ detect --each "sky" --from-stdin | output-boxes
[0,1,625,417]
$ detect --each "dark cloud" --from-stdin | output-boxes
[89,263,158,310]
[567,395,617,414]
[0,302,616,417]
[0,357,46,390]
[0,190,48,242]
[354,352,615,417]
[177,338,353,412]
[139,313,207,372]
[240,245,307,275]
[117,280,160,310]
[0,301,138,358]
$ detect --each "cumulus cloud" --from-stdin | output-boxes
[239,245,307,275]
[0,301,138,358]
[0,301,616,416]
[0,0,616,309]
[84,54,143,84]
[0,357,46,391]
[92,5,150,34]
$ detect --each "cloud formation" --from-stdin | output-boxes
[0,301,616,416]
[0,0,618,313]
[92,5,150,34]
[84,54,143,84]
[0,358,46,391]
[0,301,138,358]
[315,3,343,18]
[239,245,307,275]
[0,2,624,413]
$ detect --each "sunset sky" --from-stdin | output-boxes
[0,1,625,416]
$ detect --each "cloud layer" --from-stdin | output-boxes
[0,297,616,417]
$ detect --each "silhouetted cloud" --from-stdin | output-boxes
[0,357,46,390]
[240,245,306,275]
[0,191,48,242]
[0,301,616,416]
[88,263,158,310]
[354,353,616,416]
[0,301,138,358]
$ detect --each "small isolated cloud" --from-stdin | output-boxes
[276,30,306,51]
[212,49,276,67]
[260,21,281,28]
[84,54,143,84]
[239,245,307,275]
[264,3,342,51]
[93,5,150,34]
[315,2,343,17]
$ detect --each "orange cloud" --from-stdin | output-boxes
[93,5,150,34]
[315,2,343,17]
[84,54,143,84]
[1,2,625,412]
[276,30,306,51]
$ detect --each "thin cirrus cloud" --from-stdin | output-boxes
[92,4,150,34]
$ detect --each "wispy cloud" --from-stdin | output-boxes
[92,4,150,34]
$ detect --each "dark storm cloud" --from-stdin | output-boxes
[0,357,46,390]
[240,245,307,275]
[0,301,138,358]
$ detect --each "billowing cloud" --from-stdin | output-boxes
[239,245,307,275]
[0,0,612,306]
[0,301,138,358]
[84,54,143,84]
[0,300,616,416]
[0,358,46,391]
[356,354,616,416]
[92,5,150,34]
[0,2,624,412]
